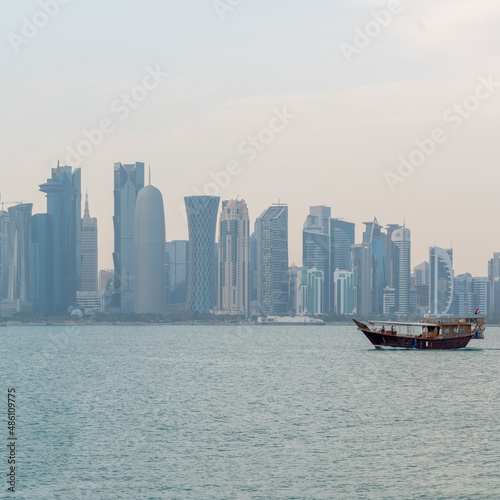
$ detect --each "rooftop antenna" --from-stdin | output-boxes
[84,189,90,218]
[149,165,151,185]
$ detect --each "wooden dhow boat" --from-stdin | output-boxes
[353,317,485,350]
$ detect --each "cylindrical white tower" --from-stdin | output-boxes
[133,184,166,315]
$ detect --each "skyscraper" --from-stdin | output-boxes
[255,203,288,316]
[81,192,98,292]
[185,195,220,314]
[0,210,9,301]
[39,165,81,314]
[166,241,189,307]
[7,203,32,307]
[330,218,355,311]
[429,247,454,316]
[414,261,430,314]
[133,184,166,315]
[488,253,500,314]
[391,227,411,315]
[31,213,52,316]
[299,267,324,315]
[113,162,144,313]
[217,199,250,317]
[333,268,356,315]
[303,206,331,314]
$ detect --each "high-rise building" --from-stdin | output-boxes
[288,264,301,315]
[166,241,189,307]
[185,195,220,314]
[414,261,430,286]
[133,184,166,315]
[113,162,144,313]
[330,218,355,311]
[303,206,331,314]
[451,274,490,317]
[81,192,98,292]
[299,267,324,315]
[351,242,371,316]
[488,253,500,314]
[391,227,411,315]
[31,214,52,316]
[0,210,9,301]
[413,262,430,314]
[331,218,355,272]
[217,199,251,317]
[333,269,356,315]
[429,247,454,316]
[255,203,288,316]
[7,203,32,307]
[39,165,81,314]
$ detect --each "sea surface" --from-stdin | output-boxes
[1,323,499,499]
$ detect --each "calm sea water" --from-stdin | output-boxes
[1,324,499,499]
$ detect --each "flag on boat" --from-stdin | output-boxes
[475,307,480,315]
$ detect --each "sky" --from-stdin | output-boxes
[1,0,500,276]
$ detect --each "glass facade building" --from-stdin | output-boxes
[429,246,454,316]
[303,206,331,315]
[133,185,166,315]
[0,210,9,301]
[255,204,288,316]
[39,165,81,315]
[81,193,98,292]
[217,199,250,317]
[166,241,189,307]
[7,203,32,306]
[185,196,220,314]
[31,213,52,316]
[113,162,144,312]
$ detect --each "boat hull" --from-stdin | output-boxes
[361,329,472,350]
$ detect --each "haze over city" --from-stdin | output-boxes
[2,0,500,276]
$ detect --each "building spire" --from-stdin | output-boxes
[149,165,151,185]
[84,190,90,218]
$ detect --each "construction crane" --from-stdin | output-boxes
[0,194,24,211]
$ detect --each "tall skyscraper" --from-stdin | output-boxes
[166,241,189,307]
[133,184,166,315]
[429,247,454,316]
[330,218,355,311]
[7,203,32,307]
[31,213,52,316]
[217,199,251,317]
[488,253,500,314]
[414,261,430,314]
[255,203,288,316]
[303,206,331,314]
[81,192,98,292]
[391,227,411,315]
[185,195,220,314]
[113,162,144,313]
[39,165,81,314]
[0,210,9,301]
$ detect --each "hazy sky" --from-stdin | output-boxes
[2,0,499,276]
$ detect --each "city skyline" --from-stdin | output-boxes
[3,2,500,278]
